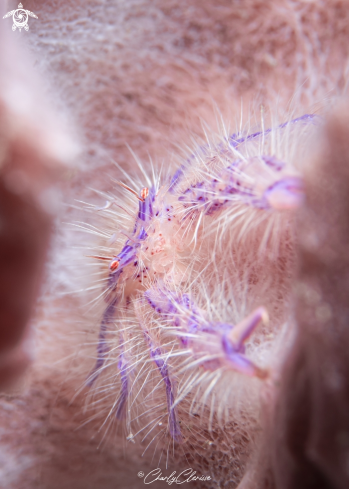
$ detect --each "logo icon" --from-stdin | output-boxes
[3,3,38,32]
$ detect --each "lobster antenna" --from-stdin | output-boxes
[115,181,144,202]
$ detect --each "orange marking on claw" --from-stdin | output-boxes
[140,187,149,201]
[110,260,120,271]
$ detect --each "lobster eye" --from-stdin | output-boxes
[110,260,120,272]
[140,187,149,201]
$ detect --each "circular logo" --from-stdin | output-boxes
[3,3,38,33]
[13,9,28,28]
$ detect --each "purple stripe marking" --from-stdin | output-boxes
[87,297,118,387]
[169,114,316,195]
[221,334,257,376]
[262,155,285,171]
[146,287,264,376]
[115,340,128,419]
[178,157,303,214]
[142,327,182,442]
[110,187,155,275]
[138,186,155,222]
[145,288,217,345]
[229,114,317,148]
[150,345,182,443]
[169,167,184,193]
